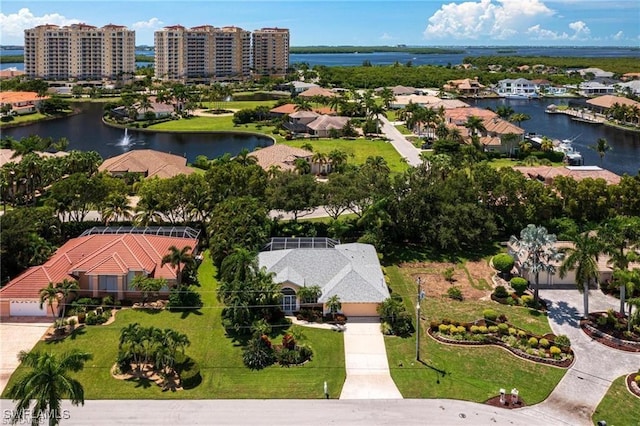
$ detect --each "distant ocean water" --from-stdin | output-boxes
[1,46,638,70]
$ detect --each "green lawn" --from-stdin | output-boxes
[384,264,566,403]
[284,139,409,174]
[592,375,640,425]
[147,115,280,141]
[1,112,51,128]
[201,100,279,110]
[2,252,345,399]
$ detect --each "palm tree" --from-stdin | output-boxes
[509,224,563,302]
[328,149,348,170]
[234,148,258,166]
[540,137,554,152]
[219,247,258,284]
[589,138,611,165]
[294,158,311,175]
[6,350,92,426]
[293,97,312,112]
[101,193,133,225]
[326,294,342,321]
[56,279,79,319]
[39,282,60,318]
[161,245,194,287]
[496,105,514,119]
[463,115,486,140]
[378,87,395,109]
[559,233,603,318]
[509,112,531,128]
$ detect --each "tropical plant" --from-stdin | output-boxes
[6,350,92,426]
[559,233,603,318]
[326,294,342,321]
[161,245,194,287]
[297,285,322,305]
[55,279,79,319]
[129,275,166,305]
[509,225,563,301]
[39,282,60,318]
[590,138,611,165]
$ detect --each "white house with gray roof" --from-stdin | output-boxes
[258,238,390,317]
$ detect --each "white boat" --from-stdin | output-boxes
[554,138,583,166]
[501,92,539,99]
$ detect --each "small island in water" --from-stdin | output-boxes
[289,45,465,55]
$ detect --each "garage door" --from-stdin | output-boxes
[340,303,380,317]
[10,301,47,316]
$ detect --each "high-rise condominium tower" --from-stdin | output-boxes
[24,23,135,80]
[252,28,290,77]
[154,25,251,81]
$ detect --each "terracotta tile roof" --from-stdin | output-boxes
[289,110,320,119]
[0,233,198,300]
[270,104,335,115]
[445,107,497,124]
[483,117,524,135]
[298,87,338,98]
[249,144,312,172]
[0,91,49,105]
[514,165,621,185]
[586,95,640,109]
[98,149,194,178]
[306,115,349,131]
[0,149,68,168]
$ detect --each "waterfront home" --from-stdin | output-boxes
[443,78,485,96]
[0,91,49,116]
[585,95,640,115]
[269,103,335,117]
[579,81,616,97]
[513,165,621,186]
[375,85,418,96]
[443,107,524,153]
[390,94,468,109]
[258,237,389,316]
[578,67,614,79]
[99,149,195,179]
[0,227,200,317]
[0,149,68,168]
[0,68,26,79]
[495,78,537,98]
[616,80,640,96]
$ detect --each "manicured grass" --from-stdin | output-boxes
[488,158,564,169]
[201,100,279,110]
[147,116,280,142]
[284,139,409,174]
[1,112,50,128]
[384,264,565,403]
[2,252,345,399]
[395,124,413,135]
[592,375,640,425]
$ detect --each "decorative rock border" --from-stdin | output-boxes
[626,373,640,398]
[580,320,640,353]
[427,328,574,368]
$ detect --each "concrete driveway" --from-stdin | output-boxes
[339,318,403,399]
[0,319,51,393]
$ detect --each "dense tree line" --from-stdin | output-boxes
[464,56,640,76]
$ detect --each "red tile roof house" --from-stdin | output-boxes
[99,149,195,179]
[0,227,200,318]
[0,91,50,116]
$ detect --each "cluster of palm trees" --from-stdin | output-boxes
[511,218,640,324]
[39,279,79,320]
[607,102,640,127]
[118,323,190,383]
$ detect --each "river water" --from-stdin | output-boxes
[1,103,273,164]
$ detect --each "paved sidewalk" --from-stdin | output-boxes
[519,289,640,425]
[339,318,403,399]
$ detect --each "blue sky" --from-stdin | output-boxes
[1,0,638,47]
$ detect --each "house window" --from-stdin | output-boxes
[98,275,118,293]
[281,287,297,313]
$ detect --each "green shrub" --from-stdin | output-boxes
[242,335,275,370]
[550,346,562,356]
[381,322,394,335]
[85,311,98,325]
[478,326,488,334]
[497,323,509,335]
[510,277,528,296]
[508,327,517,335]
[528,337,539,348]
[276,348,299,366]
[554,334,571,348]
[429,320,440,330]
[521,295,534,307]
[296,345,313,364]
[635,375,640,384]
[539,338,550,348]
[438,324,451,333]
[470,325,480,334]
[447,286,463,301]
[492,253,515,274]
[442,267,455,282]
[453,325,466,334]
[493,285,509,298]
[517,330,527,338]
[176,354,201,389]
[488,325,498,334]
[483,309,498,322]
[167,286,203,311]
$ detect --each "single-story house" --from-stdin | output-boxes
[282,81,320,94]
[297,87,338,98]
[376,85,418,96]
[306,115,350,138]
[98,149,195,179]
[579,81,616,96]
[509,240,639,289]
[0,227,200,317]
[585,95,640,115]
[250,144,313,173]
[258,238,390,317]
[390,94,468,110]
[513,165,621,186]
[443,78,485,96]
[0,91,49,116]
[578,67,614,79]
[0,68,26,79]
[269,103,335,117]
[616,80,640,96]
[0,149,68,168]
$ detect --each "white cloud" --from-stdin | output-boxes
[0,8,80,44]
[612,31,623,40]
[424,0,554,41]
[380,32,393,40]
[132,17,164,30]
[568,20,590,37]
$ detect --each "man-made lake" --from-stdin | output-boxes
[2,103,273,164]
[2,99,639,175]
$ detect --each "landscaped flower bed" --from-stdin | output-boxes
[580,310,640,353]
[626,372,640,398]
[429,317,574,368]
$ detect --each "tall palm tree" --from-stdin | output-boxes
[326,295,342,321]
[559,233,603,318]
[101,193,133,225]
[219,247,258,284]
[589,138,611,166]
[161,245,194,287]
[56,279,79,319]
[509,112,531,128]
[496,105,514,119]
[39,282,60,318]
[509,224,563,302]
[6,350,92,426]
[234,148,258,166]
[378,87,395,109]
[463,115,486,140]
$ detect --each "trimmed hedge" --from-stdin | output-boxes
[175,353,202,389]
[492,253,515,274]
[510,277,528,296]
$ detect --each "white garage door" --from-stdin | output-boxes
[10,301,47,316]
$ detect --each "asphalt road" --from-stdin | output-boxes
[379,116,423,167]
[0,399,549,426]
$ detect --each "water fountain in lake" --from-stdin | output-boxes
[118,128,133,146]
